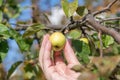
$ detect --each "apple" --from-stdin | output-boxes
[49,32,66,51]
[80,38,89,44]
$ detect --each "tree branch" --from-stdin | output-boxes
[93,0,118,16]
[86,14,120,44]
[100,17,120,23]
[98,30,103,57]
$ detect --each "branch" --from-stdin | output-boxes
[86,14,120,44]
[93,0,118,16]
[100,17,120,23]
[98,30,103,57]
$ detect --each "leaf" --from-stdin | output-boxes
[72,40,82,52]
[72,40,90,64]
[24,63,36,79]
[0,0,2,6]
[71,64,84,72]
[0,24,10,39]
[36,30,47,45]
[24,63,34,72]
[61,0,78,17]
[37,30,46,39]
[102,35,114,48]
[4,4,21,18]
[0,56,1,63]
[23,23,45,38]
[33,64,41,75]
[87,35,97,56]
[7,61,23,79]
[9,28,30,52]
[0,40,8,62]
[79,42,90,64]
[76,6,88,16]
[0,24,9,34]
[0,11,2,22]
[67,29,81,39]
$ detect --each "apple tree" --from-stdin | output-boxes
[0,0,120,80]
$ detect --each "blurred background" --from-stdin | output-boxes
[0,0,120,80]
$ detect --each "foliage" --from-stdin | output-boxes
[0,0,120,80]
[61,0,78,18]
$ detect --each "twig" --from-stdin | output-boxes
[98,30,103,57]
[100,17,120,23]
[70,16,75,24]
[10,23,32,27]
[10,23,31,31]
[93,0,118,16]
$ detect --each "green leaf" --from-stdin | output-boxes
[36,30,46,39]
[67,29,81,39]
[23,23,45,38]
[4,4,21,18]
[0,40,8,62]
[24,63,36,79]
[24,63,33,72]
[79,42,90,64]
[72,40,90,64]
[7,61,23,79]
[0,0,3,6]
[33,64,41,75]
[72,40,82,53]
[61,0,78,17]
[0,11,2,22]
[76,6,88,16]
[9,28,30,52]
[0,24,9,34]
[0,56,1,63]
[102,35,114,48]
[0,24,10,40]
[36,30,47,46]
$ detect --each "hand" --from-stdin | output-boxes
[39,34,80,80]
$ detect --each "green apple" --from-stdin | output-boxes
[80,38,89,44]
[49,32,66,51]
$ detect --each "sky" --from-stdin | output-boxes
[3,0,85,71]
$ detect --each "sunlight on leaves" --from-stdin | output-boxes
[102,35,114,48]
[61,0,78,18]
[67,29,81,39]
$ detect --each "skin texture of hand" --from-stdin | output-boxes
[39,34,81,80]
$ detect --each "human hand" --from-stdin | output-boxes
[39,34,80,80]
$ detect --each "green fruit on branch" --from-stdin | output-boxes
[80,38,89,44]
[49,32,66,51]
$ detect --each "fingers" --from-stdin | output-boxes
[43,38,53,70]
[39,34,49,69]
[64,40,79,65]
[54,51,67,75]
[54,51,63,64]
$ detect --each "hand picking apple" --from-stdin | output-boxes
[39,33,81,80]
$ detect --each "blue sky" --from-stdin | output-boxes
[3,0,85,71]
[39,0,85,11]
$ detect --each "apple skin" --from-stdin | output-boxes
[80,38,89,44]
[49,32,66,51]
